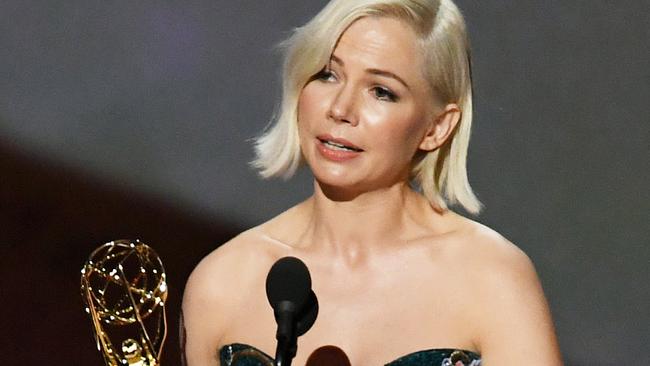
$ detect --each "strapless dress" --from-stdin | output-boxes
[219,343,481,366]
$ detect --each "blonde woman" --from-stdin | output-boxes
[182,0,563,365]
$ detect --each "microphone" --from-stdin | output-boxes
[266,257,319,366]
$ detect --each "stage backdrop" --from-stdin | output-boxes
[1,1,648,365]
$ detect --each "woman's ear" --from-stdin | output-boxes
[418,103,461,151]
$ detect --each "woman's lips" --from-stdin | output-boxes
[315,135,363,162]
[316,135,363,151]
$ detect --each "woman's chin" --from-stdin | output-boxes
[312,173,359,190]
[311,171,393,202]
[308,159,360,182]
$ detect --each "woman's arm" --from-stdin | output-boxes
[472,237,563,365]
[181,241,247,366]
[182,256,227,366]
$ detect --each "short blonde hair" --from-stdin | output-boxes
[251,0,482,214]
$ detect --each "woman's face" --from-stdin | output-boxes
[298,16,442,194]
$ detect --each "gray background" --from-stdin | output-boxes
[1,1,648,365]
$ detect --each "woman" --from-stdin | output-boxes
[182,0,563,365]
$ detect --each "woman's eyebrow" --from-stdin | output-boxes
[330,54,410,90]
[366,68,410,90]
[330,54,345,66]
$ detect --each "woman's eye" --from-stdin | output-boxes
[372,86,398,102]
[315,69,336,82]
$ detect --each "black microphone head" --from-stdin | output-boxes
[295,290,318,337]
[265,256,312,310]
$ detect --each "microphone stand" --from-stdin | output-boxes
[266,257,319,366]
[274,301,298,366]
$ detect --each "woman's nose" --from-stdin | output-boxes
[327,84,358,126]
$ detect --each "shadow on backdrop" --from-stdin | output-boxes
[0,134,242,365]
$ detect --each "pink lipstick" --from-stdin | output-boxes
[316,134,363,162]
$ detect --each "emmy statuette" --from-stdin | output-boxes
[81,240,167,366]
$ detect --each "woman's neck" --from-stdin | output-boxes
[298,180,431,262]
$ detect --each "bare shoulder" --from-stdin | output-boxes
[183,228,282,310]
[443,216,563,365]
[184,199,309,301]
[443,216,544,313]
[448,218,534,277]
[182,231,258,322]
[181,229,282,365]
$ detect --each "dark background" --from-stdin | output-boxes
[1,1,648,365]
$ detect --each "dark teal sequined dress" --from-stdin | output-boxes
[219,343,481,366]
